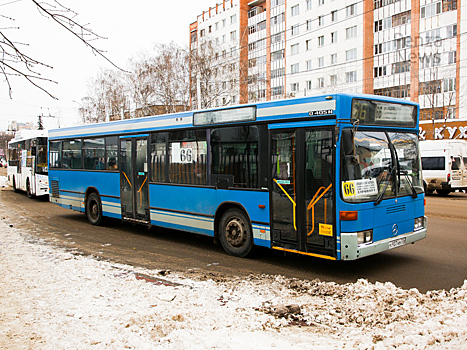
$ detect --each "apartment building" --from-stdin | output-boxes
[189,0,467,140]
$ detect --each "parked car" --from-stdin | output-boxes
[0,159,7,168]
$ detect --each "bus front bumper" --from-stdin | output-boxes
[340,224,427,261]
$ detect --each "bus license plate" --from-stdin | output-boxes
[389,237,406,249]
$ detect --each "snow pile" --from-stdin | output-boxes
[1,219,466,349]
[0,175,8,188]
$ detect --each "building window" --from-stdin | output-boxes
[318,35,324,46]
[306,60,312,70]
[346,25,357,39]
[448,51,456,64]
[271,13,285,25]
[272,86,284,96]
[318,15,324,26]
[317,77,324,88]
[330,75,337,86]
[306,0,312,10]
[291,43,299,55]
[392,60,411,74]
[230,31,237,41]
[443,0,457,12]
[223,19,226,27]
[392,10,411,27]
[446,24,457,38]
[200,29,205,37]
[346,4,357,17]
[271,49,284,61]
[345,71,357,83]
[291,82,299,92]
[307,80,312,89]
[291,4,299,16]
[306,39,312,50]
[318,57,324,67]
[231,14,237,24]
[271,68,285,78]
[374,19,382,32]
[291,24,299,36]
[318,0,324,5]
[421,2,441,18]
[346,48,357,61]
[307,19,312,30]
[331,10,337,21]
[444,78,456,92]
[291,63,299,74]
[331,53,337,64]
[420,80,441,95]
[331,32,337,43]
[373,66,387,77]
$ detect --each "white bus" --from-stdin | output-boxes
[420,140,467,195]
[7,130,49,198]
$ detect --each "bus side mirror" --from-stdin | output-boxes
[341,129,355,156]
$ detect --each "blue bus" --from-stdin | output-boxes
[48,93,426,260]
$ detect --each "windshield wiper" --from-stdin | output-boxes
[374,164,397,205]
[400,170,418,198]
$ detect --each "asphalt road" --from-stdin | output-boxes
[1,168,466,293]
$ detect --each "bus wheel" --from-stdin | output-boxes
[436,189,450,196]
[26,179,35,199]
[86,193,103,225]
[12,177,18,193]
[219,208,253,258]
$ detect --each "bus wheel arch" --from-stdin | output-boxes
[215,203,253,258]
[85,188,103,225]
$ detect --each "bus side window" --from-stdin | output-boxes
[105,136,118,171]
[49,141,62,168]
[168,130,207,185]
[211,126,259,188]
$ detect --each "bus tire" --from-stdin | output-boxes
[86,193,103,226]
[26,179,35,199]
[12,177,18,193]
[219,208,253,258]
[436,189,450,196]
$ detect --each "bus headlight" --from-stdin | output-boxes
[414,217,426,231]
[357,229,373,245]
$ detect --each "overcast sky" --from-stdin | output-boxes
[0,0,214,131]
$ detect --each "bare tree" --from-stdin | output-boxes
[80,69,127,123]
[0,0,120,99]
[189,41,239,110]
[150,42,190,114]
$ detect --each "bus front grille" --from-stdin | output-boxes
[386,204,405,214]
[51,180,60,198]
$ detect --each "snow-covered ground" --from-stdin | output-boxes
[1,177,466,349]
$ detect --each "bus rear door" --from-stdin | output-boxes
[119,136,150,223]
[270,127,336,259]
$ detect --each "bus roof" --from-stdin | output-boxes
[10,130,48,143]
[49,93,419,140]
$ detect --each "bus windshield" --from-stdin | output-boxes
[341,130,423,203]
[36,137,48,174]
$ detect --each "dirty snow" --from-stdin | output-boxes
[0,177,466,349]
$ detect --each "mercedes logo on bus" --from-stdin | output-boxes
[392,224,399,236]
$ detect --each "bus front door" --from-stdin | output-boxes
[120,137,150,223]
[271,128,335,258]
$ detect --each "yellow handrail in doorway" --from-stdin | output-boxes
[307,183,332,236]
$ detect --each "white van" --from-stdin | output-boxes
[420,140,467,195]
